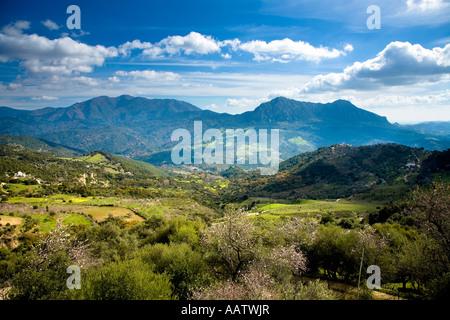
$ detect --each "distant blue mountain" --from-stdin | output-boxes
[0,95,448,163]
[407,121,450,137]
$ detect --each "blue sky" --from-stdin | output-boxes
[0,0,449,123]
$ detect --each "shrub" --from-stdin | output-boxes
[70,259,173,300]
[137,242,207,299]
[293,280,338,300]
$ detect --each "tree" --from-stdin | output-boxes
[8,251,72,300]
[406,183,450,297]
[407,182,450,261]
[310,225,359,281]
[7,223,95,300]
[201,209,258,279]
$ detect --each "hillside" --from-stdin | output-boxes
[79,151,167,177]
[222,144,450,200]
[0,144,167,189]
[0,134,84,157]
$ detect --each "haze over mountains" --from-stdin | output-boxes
[407,121,450,137]
[0,95,449,164]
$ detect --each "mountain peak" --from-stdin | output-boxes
[244,97,386,125]
[269,96,291,103]
[30,95,202,123]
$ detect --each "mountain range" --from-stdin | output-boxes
[407,121,450,136]
[0,95,449,164]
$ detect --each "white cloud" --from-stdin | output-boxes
[1,20,30,36]
[140,32,221,59]
[115,70,180,82]
[344,44,354,52]
[69,30,90,38]
[344,90,450,123]
[31,95,58,101]
[0,22,118,75]
[118,32,347,63]
[226,97,268,109]
[118,39,153,56]
[237,38,348,63]
[72,76,100,86]
[302,41,450,92]
[219,38,241,51]
[41,19,60,31]
[406,0,448,11]
[108,76,120,83]
[204,103,220,110]
[6,82,22,90]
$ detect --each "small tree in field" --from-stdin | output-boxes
[201,209,258,279]
[406,182,450,298]
[407,182,450,259]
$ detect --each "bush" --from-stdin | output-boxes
[293,280,338,300]
[137,242,208,299]
[320,216,334,225]
[309,225,359,281]
[8,251,72,300]
[70,259,173,300]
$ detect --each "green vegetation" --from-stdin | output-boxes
[257,199,382,218]
[0,143,449,301]
[0,134,84,158]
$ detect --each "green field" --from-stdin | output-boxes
[255,199,383,218]
[5,194,93,204]
[62,213,93,226]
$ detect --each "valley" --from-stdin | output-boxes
[0,135,448,300]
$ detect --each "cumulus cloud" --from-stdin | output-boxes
[1,20,30,36]
[118,32,223,59]
[118,39,153,56]
[118,32,347,63]
[0,21,118,75]
[219,38,241,51]
[344,44,354,52]
[41,19,60,31]
[302,41,450,92]
[237,38,348,63]
[121,32,222,59]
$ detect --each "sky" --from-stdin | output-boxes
[0,0,449,124]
